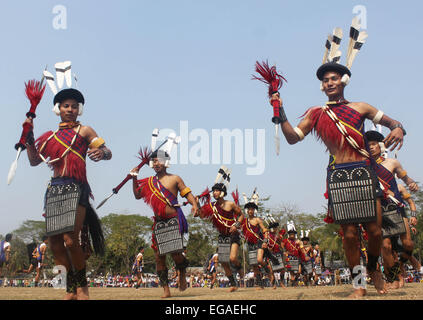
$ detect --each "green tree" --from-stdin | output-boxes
[91,213,153,274]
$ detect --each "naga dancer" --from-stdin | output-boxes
[237,190,271,290]
[282,222,303,287]
[195,166,243,292]
[255,18,406,297]
[132,130,197,298]
[366,130,419,288]
[21,236,49,287]
[266,217,286,289]
[313,242,323,284]
[300,230,314,286]
[26,62,109,299]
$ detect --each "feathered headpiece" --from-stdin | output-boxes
[212,166,231,198]
[42,61,85,116]
[317,17,368,88]
[242,188,259,214]
[301,229,311,241]
[286,220,297,235]
[264,213,279,229]
[149,128,181,168]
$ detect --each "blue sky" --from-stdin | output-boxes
[1,0,422,235]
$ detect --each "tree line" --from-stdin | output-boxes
[2,185,422,276]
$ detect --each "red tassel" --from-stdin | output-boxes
[25,79,46,117]
[279,229,286,237]
[253,61,287,97]
[198,187,211,205]
[35,131,88,183]
[137,178,167,218]
[304,106,364,156]
[137,146,152,169]
[323,210,334,224]
[231,189,239,206]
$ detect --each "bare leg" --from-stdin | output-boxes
[364,202,387,295]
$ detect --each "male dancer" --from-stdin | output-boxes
[282,224,303,287]
[26,79,109,299]
[366,130,419,288]
[300,231,314,286]
[267,222,286,289]
[132,149,198,298]
[22,235,49,287]
[0,234,12,280]
[257,21,406,297]
[313,243,323,284]
[237,199,269,290]
[132,246,145,289]
[195,168,243,292]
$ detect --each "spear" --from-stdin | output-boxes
[7,78,46,185]
[96,139,168,209]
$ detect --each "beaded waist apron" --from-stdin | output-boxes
[269,252,285,271]
[44,177,82,236]
[153,217,184,256]
[217,235,231,263]
[327,161,380,224]
[381,202,406,238]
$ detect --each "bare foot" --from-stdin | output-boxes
[348,288,367,299]
[273,285,277,290]
[369,271,388,295]
[386,281,400,290]
[256,287,264,290]
[229,286,238,292]
[76,286,89,300]
[178,270,187,292]
[398,274,405,288]
[63,292,77,300]
[162,286,171,298]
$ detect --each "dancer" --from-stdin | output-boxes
[207,249,219,289]
[255,19,406,297]
[282,222,303,287]
[26,62,109,299]
[195,166,243,292]
[237,190,270,290]
[366,130,419,288]
[132,130,198,298]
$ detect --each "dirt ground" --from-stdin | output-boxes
[0,283,422,300]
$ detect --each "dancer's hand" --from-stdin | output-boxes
[384,128,404,151]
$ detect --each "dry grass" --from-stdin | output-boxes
[0,283,422,300]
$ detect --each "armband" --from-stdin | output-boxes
[402,192,411,200]
[180,187,192,198]
[234,221,241,229]
[89,137,105,149]
[411,211,417,218]
[390,123,407,136]
[372,110,384,124]
[293,127,305,141]
[396,170,407,179]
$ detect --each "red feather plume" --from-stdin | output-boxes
[231,189,239,206]
[25,79,46,117]
[137,146,152,169]
[253,60,287,97]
